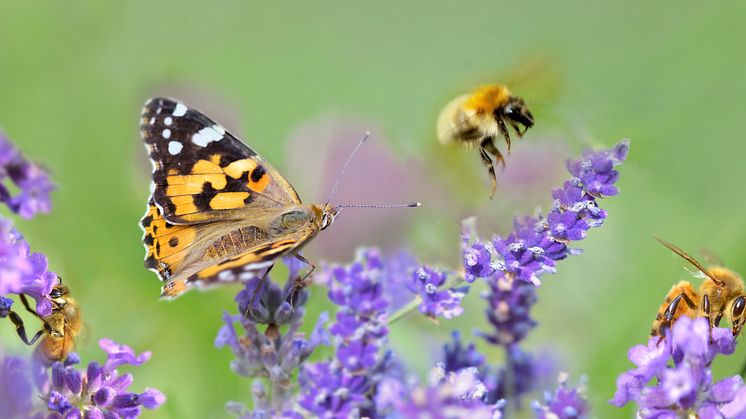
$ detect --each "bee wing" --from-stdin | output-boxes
[700,248,725,267]
[654,236,725,287]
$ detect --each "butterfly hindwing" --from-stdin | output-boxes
[140,97,301,225]
[141,199,199,281]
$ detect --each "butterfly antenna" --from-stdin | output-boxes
[337,202,421,209]
[325,131,370,206]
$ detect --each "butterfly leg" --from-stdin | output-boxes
[245,264,275,317]
[288,253,316,306]
[478,142,497,200]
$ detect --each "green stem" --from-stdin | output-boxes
[387,273,467,325]
[387,296,422,325]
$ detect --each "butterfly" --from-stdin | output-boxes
[139,98,346,298]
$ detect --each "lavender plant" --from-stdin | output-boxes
[0,131,164,418]
[217,140,630,417]
[611,317,746,417]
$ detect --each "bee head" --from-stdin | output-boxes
[499,96,534,132]
[49,284,69,299]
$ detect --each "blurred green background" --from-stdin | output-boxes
[2,1,746,417]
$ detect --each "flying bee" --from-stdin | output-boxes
[436,84,534,199]
[5,278,82,364]
[651,237,746,340]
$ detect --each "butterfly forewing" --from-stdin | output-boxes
[140,97,301,225]
[139,98,323,298]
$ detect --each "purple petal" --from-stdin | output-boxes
[719,386,746,417]
[93,387,116,407]
[140,388,166,409]
[709,375,743,403]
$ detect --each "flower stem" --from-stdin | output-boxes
[387,274,467,325]
[388,296,422,325]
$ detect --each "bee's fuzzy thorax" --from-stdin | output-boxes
[464,85,511,114]
[704,266,745,300]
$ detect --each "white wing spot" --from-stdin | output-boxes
[218,270,236,281]
[149,117,155,125]
[162,129,171,139]
[164,117,173,126]
[238,271,256,281]
[214,124,226,135]
[192,126,223,147]
[173,103,187,117]
[168,141,183,155]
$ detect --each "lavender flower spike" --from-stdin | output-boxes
[0,219,57,317]
[463,140,629,288]
[532,372,589,419]
[299,248,393,418]
[217,258,327,417]
[611,317,744,417]
[377,364,504,419]
[406,265,468,320]
[0,339,164,418]
[0,131,54,219]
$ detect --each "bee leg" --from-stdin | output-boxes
[478,145,497,200]
[495,118,512,152]
[19,294,40,318]
[245,264,276,316]
[657,293,688,345]
[288,253,316,307]
[702,294,713,329]
[7,309,45,345]
[510,121,525,137]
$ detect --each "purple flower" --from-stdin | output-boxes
[493,215,564,286]
[337,339,378,372]
[462,217,495,282]
[0,220,31,296]
[406,266,467,319]
[0,131,54,219]
[299,362,370,418]
[478,273,537,346]
[463,140,629,287]
[611,317,744,417]
[533,373,589,419]
[0,340,164,418]
[566,141,628,198]
[99,338,152,372]
[218,259,327,417]
[299,248,394,417]
[0,296,12,317]
[443,331,485,373]
[0,219,57,316]
[40,339,165,418]
[0,356,35,418]
[376,364,504,418]
[7,162,54,219]
[235,257,309,326]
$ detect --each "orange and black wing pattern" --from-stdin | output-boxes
[140,97,301,225]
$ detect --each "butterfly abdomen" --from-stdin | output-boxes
[204,226,270,260]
